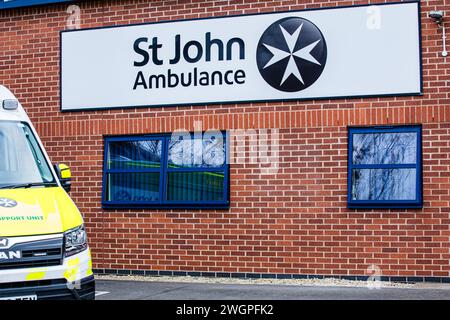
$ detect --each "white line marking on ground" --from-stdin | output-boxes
[95,291,110,297]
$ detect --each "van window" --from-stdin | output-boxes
[0,121,55,187]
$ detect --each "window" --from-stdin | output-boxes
[348,126,422,209]
[102,132,229,208]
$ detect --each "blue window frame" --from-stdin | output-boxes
[102,132,229,209]
[348,126,422,209]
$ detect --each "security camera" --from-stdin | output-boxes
[429,11,444,24]
[429,10,447,57]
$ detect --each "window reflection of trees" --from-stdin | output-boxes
[168,135,225,168]
[352,133,416,201]
[353,133,416,164]
[352,169,415,200]
[109,140,162,169]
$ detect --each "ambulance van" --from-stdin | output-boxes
[0,85,95,300]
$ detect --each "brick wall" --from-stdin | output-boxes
[1,0,450,280]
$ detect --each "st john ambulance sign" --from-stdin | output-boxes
[60,1,421,111]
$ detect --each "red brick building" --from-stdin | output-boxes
[1,0,449,282]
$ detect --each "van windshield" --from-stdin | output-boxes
[0,121,56,189]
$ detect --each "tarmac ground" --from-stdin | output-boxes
[95,279,450,300]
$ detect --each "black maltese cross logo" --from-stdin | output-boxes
[257,17,327,92]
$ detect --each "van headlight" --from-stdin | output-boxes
[64,225,87,257]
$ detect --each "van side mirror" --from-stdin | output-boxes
[54,163,72,193]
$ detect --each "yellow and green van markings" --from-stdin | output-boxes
[26,269,46,281]
[64,257,80,282]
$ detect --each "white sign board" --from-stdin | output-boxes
[61,1,421,111]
